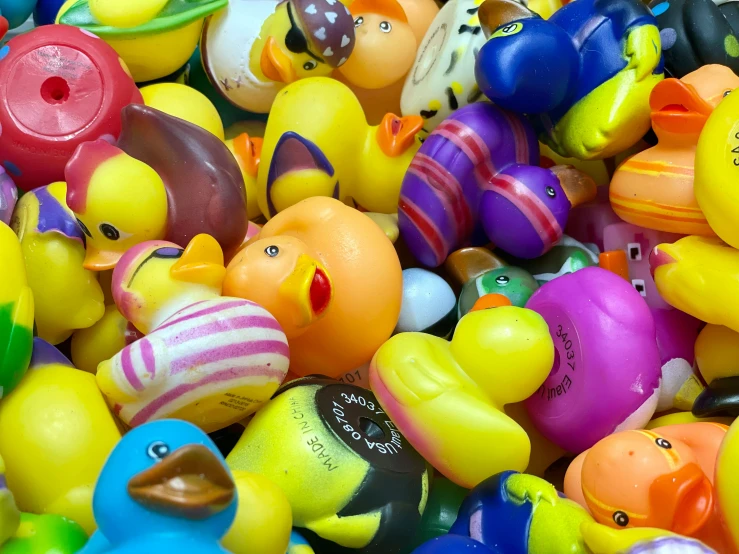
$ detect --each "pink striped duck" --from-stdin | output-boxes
[398,102,597,266]
[98,234,290,433]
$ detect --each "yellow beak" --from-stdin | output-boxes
[260,36,297,84]
[278,254,332,324]
[170,234,226,291]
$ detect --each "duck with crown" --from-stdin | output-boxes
[65,104,247,271]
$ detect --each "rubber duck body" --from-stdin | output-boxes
[201,0,356,114]
[85,420,236,553]
[564,423,735,553]
[611,65,739,236]
[66,104,247,271]
[475,0,664,160]
[369,306,554,489]
[0,453,20,546]
[256,77,422,217]
[100,236,289,432]
[0,0,35,28]
[224,197,402,378]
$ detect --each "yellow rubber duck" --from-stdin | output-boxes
[581,521,708,554]
[0,453,20,546]
[11,182,105,345]
[694,87,739,251]
[689,324,739,419]
[369,304,554,489]
[256,77,423,217]
[650,235,739,332]
[70,304,132,374]
[717,416,739,551]
[0,339,121,534]
[57,0,227,83]
[0,221,33,400]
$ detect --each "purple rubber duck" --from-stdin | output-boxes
[398,102,596,267]
[0,167,17,225]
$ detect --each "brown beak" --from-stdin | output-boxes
[128,444,235,520]
[549,165,597,208]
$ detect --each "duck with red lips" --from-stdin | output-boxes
[82,420,237,554]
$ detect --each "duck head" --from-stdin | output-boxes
[112,235,225,335]
[255,0,355,84]
[649,65,739,138]
[66,140,168,271]
[223,236,332,338]
[93,420,236,544]
[578,429,714,536]
[458,266,539,317]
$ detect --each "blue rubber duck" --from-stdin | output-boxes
[0,0,37,29]
[80,420,237,554]
[474,0,664,160]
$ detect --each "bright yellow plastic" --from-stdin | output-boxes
[70,305,130,374]
[369,306,555,489]
[11,182,105,345]
[0,454,20,546]
[717,417,739,550]
[647,412,733,429]
[89,0,169,28]
[695,89,739,250]
[528,0,563,19]
[222,471,293,554]
[140,83,225,140]
[258,77,421,216]
[0,343,121,534]
[581,521,680,554]
[695,324,739,387]
[652,235,739,332]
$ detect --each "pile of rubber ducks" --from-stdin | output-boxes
[3,0,739,552]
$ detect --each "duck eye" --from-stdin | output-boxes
[76,218,93,238]
[303,60,317,71]
[495,275,510,285]
[265,245,280,257]
[725,90,732,97]
[99,223,120,241]
[613,511,629,527]
[354,16,364,27]
[545,186,556,198]
[379,21,391,32]
[656,437,672,449]
[147,441,170,461]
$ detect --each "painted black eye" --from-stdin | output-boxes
[303,60,317,71]
[265,245,279,257]
[354,16,364,27]
[725,90,732,97]
[613,511,629,527]
[545,186,556,198]
[147,441,170,461]
[99,223,120,241]
[379,21,391,32]
[656,437,672,449]
[495,275,510,285]
[77,218,93,238]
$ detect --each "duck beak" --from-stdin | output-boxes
[260,36,297,83]
[650,79,713,135]
[376,114,423,157]
[649,245,677,279]
[170,234,226,290]
[83,245,122,271]
[278,254,332,325]
[648,463,714,536]
[470,293,512,312]
[128,444,235,519]
[549,165,597,208]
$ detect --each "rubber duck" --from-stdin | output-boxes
[525,267,662,453]
[564,423,735,553]
[581,522,717,554]
[0,221,33,399]
[0,339,121,534]
[398,102,596,267]
[201,0,356,114]
[370,305,554,488]
[226,377,429,553]
[396,268,457,337]
[650,235,739,332]
[2,513,89,554]
[287,531,316,554]
[0,454,20,546]
[70,305,134,374]
[85,420,236,553]
[414,471,593,554]
[0,167,18,226]
[57,0,227,83]
[333,0,422,124]
[695,86,739,250]
[0,0,34,28]
[413,477,468,548]
[458,266,539,318]
[224,197,402,378]
[400,0,487,136]
[10,181,105,345]
[139,83,225,140]
[34,0,68,25]
[65,104,247,270]
[99,235,290,432]
[610,65,738,236]
[692,324,739,418]
[474,0,664,160]
[649,0,739,78]
[716,416,739,551]
[253,77,422,217]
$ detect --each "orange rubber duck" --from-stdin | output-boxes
[564,423,736,554]
[223,197,402,378]
[610,64,739,236]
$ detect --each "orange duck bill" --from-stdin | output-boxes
[260,36,297,83]
[648,462,715,536]
[650,79,713,135]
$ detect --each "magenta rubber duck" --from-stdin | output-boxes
[398,102,596,267]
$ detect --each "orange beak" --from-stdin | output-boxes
[470,293,512,312]
[648,462,714,536]
[84,245,123,271]
[650,79,713,135]
[260,37,297,84]
[376,113,423,157]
